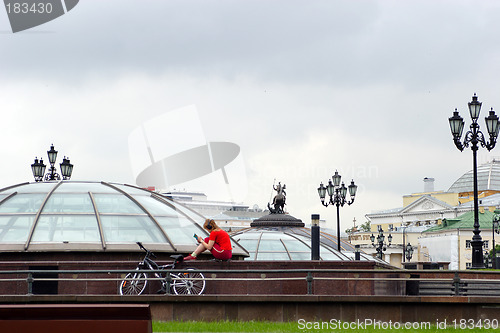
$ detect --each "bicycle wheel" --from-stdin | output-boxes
[119,271,148,295]
[172,268,205,295]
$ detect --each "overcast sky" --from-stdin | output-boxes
[2,1,500,231]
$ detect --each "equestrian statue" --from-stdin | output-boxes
[268,182,286,214]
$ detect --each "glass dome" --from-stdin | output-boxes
[0,180,246,255]
[448,159,500,193]
[231,226,376,261]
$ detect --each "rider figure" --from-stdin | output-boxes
[273,182,286,197]
[269,182,286,214]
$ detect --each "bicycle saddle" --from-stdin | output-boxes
[170,254,184,263]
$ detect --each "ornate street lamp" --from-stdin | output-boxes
[31,144,73,182]
[318,171,357,252]
[405,242,414,262]
[449,94,500,269]
[60,156,74,180]
[30,157,46,182]
[370,227,392,260]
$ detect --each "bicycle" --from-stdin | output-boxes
[119,242,206,295]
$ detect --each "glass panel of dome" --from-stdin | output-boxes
[257,239,284,251]
[113,184,151,195]
[320,248,346,260]
[31,215,101,242]
[0,185,22,196]
[92,194,145,214]
[246,252,257,260]
[56,182,115,193]
[289,252,311,260]
[134,196,180,217]
[234,239,259,252]
[167,201,205,223]
[256,252,290,260]
[166,227,198,245]
[100,216,167,243]
[0,216,34,242]
[281,238,311,252]
[42,194,94,213]
[155,216,203,245]
[0,194,46,213]
[236,234,261,240]
[260,232,285,240]
[13,182,58,194]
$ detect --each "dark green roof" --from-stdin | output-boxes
[425,210,496,232]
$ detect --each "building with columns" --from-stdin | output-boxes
[350,160,500,269]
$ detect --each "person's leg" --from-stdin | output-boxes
[211,243,232,260]
[211,249,232,260]
[185,237,210,260]
[192,243,207,256]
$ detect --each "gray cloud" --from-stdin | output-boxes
[2,1,500,229]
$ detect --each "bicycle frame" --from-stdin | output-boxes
[119,242,205,295]
[135,244,178,294]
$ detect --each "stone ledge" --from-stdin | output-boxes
[1,294,500,304]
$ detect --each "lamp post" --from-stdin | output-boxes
[371,227,392,260]
[355,244,360,261]
[405,242,414,262]
[31,144,73,182]
[492,213,500,269]
[402,223,407,263]
[484,250,491,268]
[449,94,500,269]
[318,171,357,252]
[311,214,320,260]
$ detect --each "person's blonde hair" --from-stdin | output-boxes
[204,219,219,231]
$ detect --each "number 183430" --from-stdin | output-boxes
[452,319,498,330]
[6,2,53,14]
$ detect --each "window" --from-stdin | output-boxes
[466,240,489,249]
[466,262,472,269]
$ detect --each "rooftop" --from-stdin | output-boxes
[424,209,496,233]
[448,159,500,193]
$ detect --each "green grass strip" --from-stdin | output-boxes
[153,320,500,332]
[154,320,295,332]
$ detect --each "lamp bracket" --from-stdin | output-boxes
[462,124,497,152]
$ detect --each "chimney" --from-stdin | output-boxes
[424,177,435,192]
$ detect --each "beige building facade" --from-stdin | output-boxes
[351,160,500,269]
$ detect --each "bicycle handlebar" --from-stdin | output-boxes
[136,241,156,258]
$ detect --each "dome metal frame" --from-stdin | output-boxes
[0,180,248,256]
[232,226,376,261]
[448,159,500,193]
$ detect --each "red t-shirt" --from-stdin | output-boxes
[209,229,232,251]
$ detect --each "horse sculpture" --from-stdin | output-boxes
[268,182,286,214]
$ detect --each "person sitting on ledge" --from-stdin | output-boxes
[184,219,232,261]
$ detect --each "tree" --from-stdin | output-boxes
[345,220,371,234]
[488,244,500,258]
[359,221,371,232]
